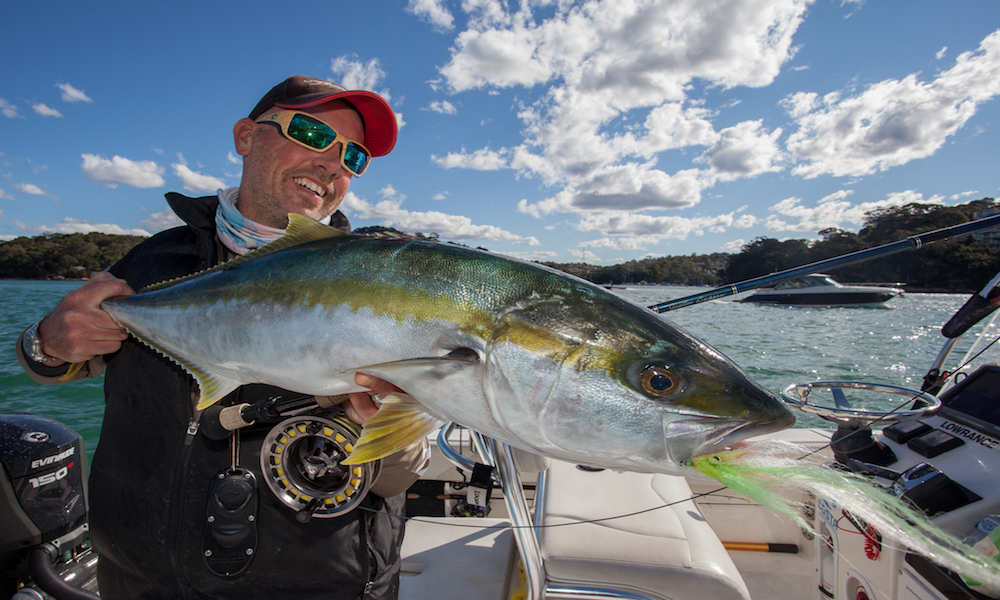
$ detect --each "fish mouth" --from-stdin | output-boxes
[687,410,796,461]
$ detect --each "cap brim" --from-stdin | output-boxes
[276,90,397,157]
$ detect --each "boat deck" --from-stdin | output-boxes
[398,428,832,600]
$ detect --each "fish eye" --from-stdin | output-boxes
[640,365,679,398]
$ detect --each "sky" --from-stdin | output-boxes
[2,1,999,264]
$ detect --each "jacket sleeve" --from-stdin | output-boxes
[369,436,431,498]
[16,330,106,385]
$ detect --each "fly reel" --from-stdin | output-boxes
[260,414,380,521]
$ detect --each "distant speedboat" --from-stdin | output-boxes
[739,273,903,306]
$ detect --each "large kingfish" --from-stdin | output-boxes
[100,215,793,472]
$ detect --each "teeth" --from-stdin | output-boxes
[294,178,325,197]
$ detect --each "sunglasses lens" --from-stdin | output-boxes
[343,143,370,175]
[288,114,336,150]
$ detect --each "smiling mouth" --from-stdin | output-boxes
[294,177,326,197]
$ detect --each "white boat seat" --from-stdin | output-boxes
[398,517,516,600]
[538,460,751,600]
[511,446,551,474]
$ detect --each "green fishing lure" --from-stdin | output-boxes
[690,441,1000,594]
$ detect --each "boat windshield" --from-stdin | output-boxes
[773,275,839,290]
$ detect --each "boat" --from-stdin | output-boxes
[4,274,999,600]
[738,274,903,306]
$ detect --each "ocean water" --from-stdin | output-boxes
[1,280,998,459]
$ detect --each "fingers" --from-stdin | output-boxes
[345,373,407,425]
[37,273,136,364]
[344,393,379,424]
[354,372,404,396]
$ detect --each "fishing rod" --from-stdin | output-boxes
[649,212,1000,313]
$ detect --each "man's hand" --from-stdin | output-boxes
[344,372,404,425]
[36,271,135,365]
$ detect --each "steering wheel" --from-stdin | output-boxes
[781,380,941,426]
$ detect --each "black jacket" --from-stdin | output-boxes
[87,193,405,599]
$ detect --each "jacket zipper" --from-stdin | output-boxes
[166,416,199,598]
[360,511,377,598]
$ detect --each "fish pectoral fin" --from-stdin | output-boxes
[346,349,480,385]
[58,362,86,382]
[341,393,443,465]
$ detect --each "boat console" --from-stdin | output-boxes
[797,365,1000,600]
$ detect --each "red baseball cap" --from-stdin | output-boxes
[249,76,398,157]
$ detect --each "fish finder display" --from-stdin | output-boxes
[939,365,1000,435]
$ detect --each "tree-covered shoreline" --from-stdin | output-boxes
[546,199,999,293]
[2,199,997,291]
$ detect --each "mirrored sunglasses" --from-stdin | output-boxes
[255,110,372,177]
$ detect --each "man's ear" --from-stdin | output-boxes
[233,118,256,157]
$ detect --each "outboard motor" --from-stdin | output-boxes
[0,412,98,599]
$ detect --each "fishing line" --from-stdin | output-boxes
[358,485,731,530]
[361,330,1000,531]
[352,330,1000,587]
[362,329,1000,531]
[792,328,1000,463]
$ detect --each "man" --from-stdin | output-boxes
[17,76,426,599]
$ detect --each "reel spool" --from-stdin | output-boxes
[260,414,380,521]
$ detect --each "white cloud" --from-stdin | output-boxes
[40,218,149,236]
[331,55,388,97]
[0,188,16,200]
[16,183,46,195]
[502,249,558,261]
[570,249,602,262]
[433,147,508,170]
[430,0,811,222]
[784,30,1000,178]
[936,46,948,60]
[579,236,660,251]
[425,100,457,114]
[57,82,92,103]
[172,164,226,193]
[139,208,184,233]
[1,99,23,119]
[763,189,945,232]
[81,154,165,189]
[340,189,536,244]
[330,55,404,129]
[699,120,785,179]
[406,0,454,31]
[32,103,62,118]
[414,0,998,257]
[227,152,242,164]
[722,238,746,252]
[574,210,749,240]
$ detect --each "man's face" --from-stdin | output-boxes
[234,100,364,228]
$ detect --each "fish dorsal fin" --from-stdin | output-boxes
[209,213,349,270]
[140,214,349,293]
[249,213,349,257]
